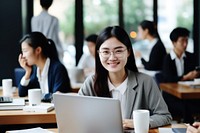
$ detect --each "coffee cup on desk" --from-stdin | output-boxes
[194,78,200,84]
[2,79,13,97]
[133,109,150,133]
[28,89,42,106]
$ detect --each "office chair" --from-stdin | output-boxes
[14,68,25,86]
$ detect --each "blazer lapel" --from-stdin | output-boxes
[124,70,138,118]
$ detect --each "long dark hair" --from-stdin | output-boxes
[20,32,58,61]
[139,20,160,39]
[94,26,138,97]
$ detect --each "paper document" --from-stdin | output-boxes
[178,81,200,88]
[7,127,54,133]
[159,128,186,133]
[158,128,173,133]
[23,103,54,113]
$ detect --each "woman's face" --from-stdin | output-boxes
[21,42,38,66]
[98,37,130,73]
[137,26,148,40]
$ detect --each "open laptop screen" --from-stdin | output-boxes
[53,93,124,133]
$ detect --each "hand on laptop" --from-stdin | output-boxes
[123,119,134,129]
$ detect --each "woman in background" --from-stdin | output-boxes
[138,20,167,71]
[18,32,71,97]
[78,26,171,128]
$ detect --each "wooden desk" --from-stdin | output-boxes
[0,89,56,125]
[47,124,186,133]
[0,109,56,125]
[159,83,200,99]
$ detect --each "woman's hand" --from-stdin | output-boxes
[18,54,32,79]
[123,119,134,129]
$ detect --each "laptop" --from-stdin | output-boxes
[67,67,85,83]
[53,93,125,133]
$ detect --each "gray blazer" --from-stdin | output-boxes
[78,70,172,128]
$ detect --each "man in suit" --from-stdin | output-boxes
[161,27,200,123]
[31,0,63,62]
[162,27,199,82]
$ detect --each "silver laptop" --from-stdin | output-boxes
[53,93,124,133]
[67,67,85,83]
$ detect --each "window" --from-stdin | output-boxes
[124,0,153,44]
[84,0,118,37]
[158,0,193,52]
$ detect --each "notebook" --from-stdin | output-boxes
[53,93,124,133]
[0,98,25,110]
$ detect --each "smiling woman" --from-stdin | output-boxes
[78,26,172,129]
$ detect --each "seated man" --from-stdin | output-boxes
[162,27,199,82]
[161,27,200,123]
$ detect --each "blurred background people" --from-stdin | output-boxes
[136,20,167,71]
[18,32,71,98]
[78,34,98,77]
[31,0,64,62]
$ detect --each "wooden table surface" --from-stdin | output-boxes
[46,124,187,133]
[0,88,56,125]
[159,83,200,99]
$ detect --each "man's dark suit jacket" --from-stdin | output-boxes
[18,59,72,97]
[162,51,196,82]
[141,39,167,71]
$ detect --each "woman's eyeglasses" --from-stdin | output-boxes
[98,48,127,58]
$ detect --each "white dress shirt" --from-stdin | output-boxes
[108,77,128,119]
[170,50,186,76]
[77,54,95,76]
[143,38,158,62]
[20,58,50,95]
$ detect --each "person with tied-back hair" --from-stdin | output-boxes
[78,26,172,128]
[137,20,167,71]
[18,32,71,97]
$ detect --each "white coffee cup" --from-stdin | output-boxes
[28,89,42,106]
[194,78,200,84]
[133,109,150,133]
[2,79,13,97]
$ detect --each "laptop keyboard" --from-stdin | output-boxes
[0,97,13,103]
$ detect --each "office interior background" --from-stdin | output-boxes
[0,0,200,85]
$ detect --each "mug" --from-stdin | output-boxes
[28,89,42,106]
[133,109,150,133]
[2,79,13,97]
[194,78,200,84]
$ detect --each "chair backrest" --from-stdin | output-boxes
[14,68,25,86]
[155,72,164,85]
